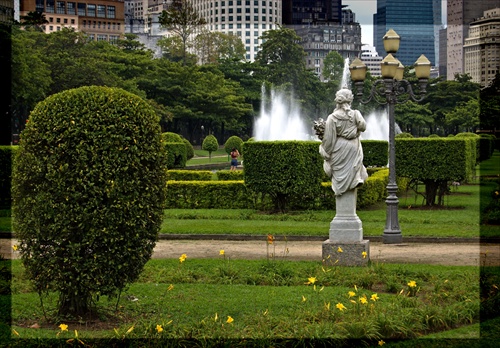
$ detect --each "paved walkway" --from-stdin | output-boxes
[2,238,498,267]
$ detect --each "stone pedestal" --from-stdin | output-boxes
[322,239,370,266]
[322,189,370,266]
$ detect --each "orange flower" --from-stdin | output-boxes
[267,234,274,244]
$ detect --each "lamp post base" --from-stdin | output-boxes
[382,232,403,244]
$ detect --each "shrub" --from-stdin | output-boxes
[0,146,16,209]
[362,140,388,167]
[243,141,323,212]
[395,138,476,206]
[217,170,244,181]
[428,134,440,138]
[165,142,187,169]
[202,134,219,160]
[165,181,254,209]
[11,86,167,317]
[162,132,183,142]
[182,137,195,160]
[167,170,213,181]
[396,132,413,138]
[224,136,244,156]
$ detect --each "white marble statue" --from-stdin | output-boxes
[319,88,368,196]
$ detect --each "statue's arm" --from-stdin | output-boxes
[355,110,367,132]
[319,116,336,160]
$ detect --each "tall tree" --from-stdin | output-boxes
[395,101,433,136]
[158,0,206,65]
[322,50,344,87]
[193,30,245,64]
[20,11,48,32]
[480,71,500,132]
[445,98,480,133]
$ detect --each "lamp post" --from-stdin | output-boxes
[349,29,431,244]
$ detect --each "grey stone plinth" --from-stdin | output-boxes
[329,189,363,242]
[322,239,370,266]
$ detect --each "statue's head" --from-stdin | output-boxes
[334,88,353,104]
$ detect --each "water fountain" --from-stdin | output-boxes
[253,58,399,142]
[253,86,309,141]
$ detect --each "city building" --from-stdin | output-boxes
[446,0,500,80]
[360,45,382,78]
[282,0,341,25]
[20,0,125,41]
[373,0,437,67]
[464,8,500,86]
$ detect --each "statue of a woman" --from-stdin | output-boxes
[319,88,368,196]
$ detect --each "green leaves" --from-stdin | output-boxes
[12,86,167,316]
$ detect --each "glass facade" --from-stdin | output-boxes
[374,0,436,66]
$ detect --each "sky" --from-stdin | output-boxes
[342,0,447,47]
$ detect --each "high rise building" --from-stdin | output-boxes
[447,0,500,80]
[19,0,125,41]
[464,8,500,86]
[373,0,437,66]
[282,0,342,25]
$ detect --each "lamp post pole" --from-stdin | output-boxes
[349,29,431,244]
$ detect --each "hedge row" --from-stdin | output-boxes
[0,146,15,209]
[165,142,187,169]
[164,169,392,210]
[362,140,388,167]
[167,170,212,181]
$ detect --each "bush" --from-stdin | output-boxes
[362,140,388,167]
[428,134,440,138]
[162,132,183,142]
[165,142,187,169]
[11,86,167,316]
[202,134,219,159]
[167,170,213,181]
[165,181,254,209]
[224,136,244,155]
[243,141,323,212]
[395,132,413,138]
[0,146,16,209]
[217,170,244,181]
[182,137,195,160]
[396,138,476,206]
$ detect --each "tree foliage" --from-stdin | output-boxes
[158,0,206,65]
[202,134,219,159]
[12,86,167,316]
[193,30,245,64]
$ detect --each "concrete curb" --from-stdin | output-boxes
[1,231,498,244]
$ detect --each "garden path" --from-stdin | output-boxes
[2,239,498,267]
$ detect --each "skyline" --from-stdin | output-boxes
[343,0,447,48]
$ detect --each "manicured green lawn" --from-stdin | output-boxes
[8,258,484,342]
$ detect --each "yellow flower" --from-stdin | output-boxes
[324,302,331,310]
[359,296,368,304]
[337,246,343,253]
[12,245,18,251]
[371,293,379,301]
[226,316,234,324]
[336,303,347,311]
[179,254,187,263]
[167,284,174,291]
[378,340,385,346]
[408,280,417,288]
[306,277,317,285]
[267,234,274,244]
[219,250,225,255]
[348,291,356,298]
[302,295,307,302]
[59,324,68,331]
[12,328,19,336]
[214,313,218,321]
[156,325,163,333]
[362,251,367,259]
[126,326,134,334]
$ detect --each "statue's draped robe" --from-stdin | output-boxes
[319,109,368,196]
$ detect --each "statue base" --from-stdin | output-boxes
[329,189,363,242]
[322,240,370,267]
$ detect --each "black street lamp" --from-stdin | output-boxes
[349,29,431,244]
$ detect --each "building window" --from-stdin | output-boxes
[87,4,96,17]
[36,0,44,13]
[107,6,115,18]
[97,5,106,18]
[67,2,76,15]
[46,0,55,13]
[56,1,65,14]
[77,3,85,16]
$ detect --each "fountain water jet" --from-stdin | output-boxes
[253,86,309,141]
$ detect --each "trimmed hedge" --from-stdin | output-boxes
[479,134,495,161]
[165,142,187,169]
[362,140,388,167]
[243,141,323,211]
[224,136,244,155]
[165,181,254,209]
[0,146,15,209]
[217,170,244,181]
[165,170,393,210]
[167,170,212,181]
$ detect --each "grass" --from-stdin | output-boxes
[187,148,230,166]
[7,257,485,343]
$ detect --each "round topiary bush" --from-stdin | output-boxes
[182,137,195,160]
[202,134,219,159]
[162,131,183,142]
[395,132,413,138]
[12,86,167,317]
[224,135,244,156]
